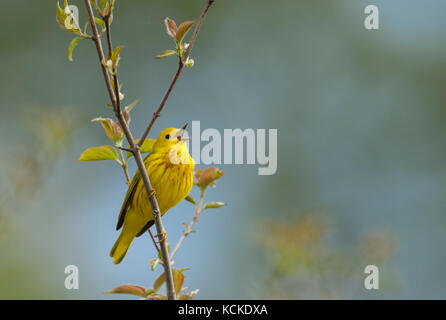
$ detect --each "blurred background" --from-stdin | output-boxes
[1,0,446,299]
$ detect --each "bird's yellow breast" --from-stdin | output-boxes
[132,146,195,219]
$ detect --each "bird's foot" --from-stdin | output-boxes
[155,230,167,243]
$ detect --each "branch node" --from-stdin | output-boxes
[152,209,161,218]
[117,146,133,153]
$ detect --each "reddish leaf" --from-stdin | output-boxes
[164,18,177,39]
[194,167,225,189]
[105,284,146,297]
[175,20,196,42]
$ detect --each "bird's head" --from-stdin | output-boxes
[153,123,190,152]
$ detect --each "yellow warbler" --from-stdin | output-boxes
[110,125,195,264]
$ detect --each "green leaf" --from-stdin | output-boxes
[56,2,66,29]
[149,258,161,271]
[109,45,124,68]
[95,17,106,33]
[78,145,118,162]
[105,284,146,297]
[140,138,155,153]
[145,288,155,296]
[126,138,155,159]
[175,20,196,43]
[91,117,124,146]
[100,0,108,9]
[153,272,166,292]
[172,268,186,296]
[156,50,177,59]
[204,202,227,210]
[67,37,83,62]
[92,0,102,15]
[56,1,81,35]
[157,243,170,262]
[185,195,196,206]
[124,99,140,113]
[83,21,89,34]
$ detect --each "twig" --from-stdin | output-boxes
[117,146,133,153]
[138,0,216,146]
[170,190,205,260]
[148,229,161,253]
[117,149,131,184]
[183,0,215,64]
[83,0,176,300]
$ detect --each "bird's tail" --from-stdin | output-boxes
[110,226,136,264]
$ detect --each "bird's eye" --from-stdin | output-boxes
[165,134,171,140]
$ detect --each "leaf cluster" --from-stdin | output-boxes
[106,268,198,300]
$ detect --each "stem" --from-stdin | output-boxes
[148,229,161,253]
[183,0,215,64]
[118,149,131,184]
[138,63,183,147]
[84,0,176,300]
[170,189,205,260]
[138,0,216,146]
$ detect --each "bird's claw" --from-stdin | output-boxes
[155,231,167,243]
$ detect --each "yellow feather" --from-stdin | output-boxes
[110,128,195,264]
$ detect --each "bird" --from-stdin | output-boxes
[110,124,195,264]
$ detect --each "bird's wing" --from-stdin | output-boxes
[116,167,141,230]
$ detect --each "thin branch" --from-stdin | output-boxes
[138,63,184,147]
[170,190,205,260]
[84,1,116,107]
[138,0,216,146]
[148,229,161,253]
[118,149,131,184]
[84,0,176,300]
[183,0,215,64]
[117,146,133,153]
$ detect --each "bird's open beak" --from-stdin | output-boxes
[177,123,190,141]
